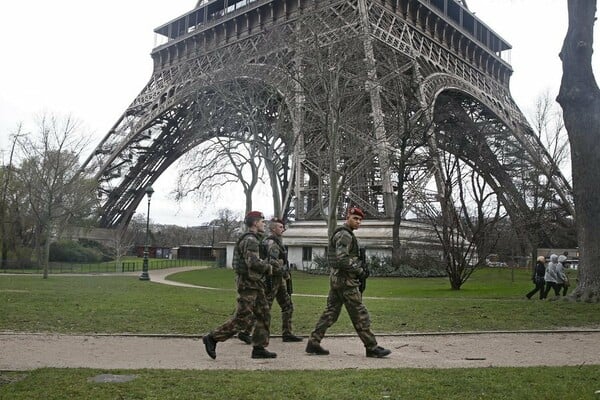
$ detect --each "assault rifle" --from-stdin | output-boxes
[259,239,273,292]
[283,251,293,295]
[358,247,369,293]
[265,272,273,293]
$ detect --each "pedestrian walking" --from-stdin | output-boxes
[202,211,276,359]
[557,254,570,296]
[542,254,561,299]
[237,217,303,343]
[526,256,546,299]
[305,207,391,358]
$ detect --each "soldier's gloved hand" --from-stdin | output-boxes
[276,259,285,272]
[270,260,281,274]
[358,268,369,280]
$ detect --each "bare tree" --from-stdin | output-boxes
[176,80,292,216]
[109,214,145,271]
[0,166,36,266]
[521,93,576,263]
[0,127,24,268]
[530,92,571,168]
[418,152,505,290]
[556,0,600,301]
[260,113,293,218]
[176,135,263,214]
[209,208,243,242]
[287,8,431,238]
[287,23,374,235]
[375,57,432,265]
[15,114,97,278]
[458,165,505,266]
[210,80,293,217]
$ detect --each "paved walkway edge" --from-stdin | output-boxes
[2,331,599,371]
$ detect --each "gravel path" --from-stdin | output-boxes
[2,267,599,371]
[2,331,599,371]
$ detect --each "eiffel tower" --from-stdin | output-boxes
[82,0,573,236]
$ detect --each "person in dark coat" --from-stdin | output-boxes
[526,256,546,299]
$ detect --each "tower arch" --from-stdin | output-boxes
[80,0,573,238]
[84,70,295,229]
[432,84,572,217]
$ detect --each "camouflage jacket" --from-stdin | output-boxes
[263,234,288,278]
[328,224,363,287]
[233,232,271,289]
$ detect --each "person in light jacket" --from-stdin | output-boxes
[542,254,561,299]
[557,254,570,296]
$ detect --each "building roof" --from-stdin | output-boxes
[282,219,439,248]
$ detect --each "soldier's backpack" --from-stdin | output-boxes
[232,232,258,275]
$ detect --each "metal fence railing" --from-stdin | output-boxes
[0,258,211,275]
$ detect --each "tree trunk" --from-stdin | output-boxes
[556,0,600,301]
[42,229,51,279]
[327,175,343,237]
[244,188,253,215]
[1,134,19,269]
[266,164,282,217]
[391,172,406,266]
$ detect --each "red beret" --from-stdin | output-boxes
[245,211,264,219]
[348,207,365,218]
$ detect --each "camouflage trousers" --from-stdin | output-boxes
[242,276,295,336]
[210,287,271,347]
[309,285,378,349]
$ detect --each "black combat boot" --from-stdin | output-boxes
[366,346,391,358]
[202,335,217,359]
[282,333,304,342]
[305,341,329,355]
[238,332,252,344]
[251,346,277,359]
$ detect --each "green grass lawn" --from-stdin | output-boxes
[1,266,598,399]
[2,366,599,400]
[1,266,594,334]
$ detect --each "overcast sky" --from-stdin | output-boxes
[0,1,596,226]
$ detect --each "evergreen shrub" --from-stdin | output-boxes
[49,240,110,263]
[310,253,446,277]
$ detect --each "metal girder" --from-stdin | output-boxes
[80,0,573,231]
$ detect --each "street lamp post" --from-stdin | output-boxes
[139,185,154,281]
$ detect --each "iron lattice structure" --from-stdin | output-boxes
[82,0,573,233]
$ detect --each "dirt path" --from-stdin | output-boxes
[2,267,599,371]
[2,331,599,371]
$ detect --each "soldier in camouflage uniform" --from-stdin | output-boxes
[305,207,391,358]
[238,218,302,343]
[202,211,276,359]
